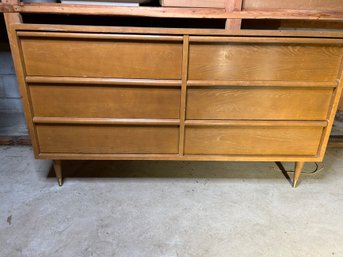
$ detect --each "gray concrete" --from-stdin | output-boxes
[0,146,343,257]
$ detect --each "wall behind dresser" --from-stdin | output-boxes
[0,15,22,113]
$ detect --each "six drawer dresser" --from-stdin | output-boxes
[3,11,343,187]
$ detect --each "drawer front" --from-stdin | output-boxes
[188,41,342,81]
[185,126,323,156]
[37,125,179,154]
[30,84,180,119]
[187,87,333,120]
[20,33,183,79]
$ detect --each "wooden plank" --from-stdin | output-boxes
[1,0,19,4]
[2,4,343,21]
[225,0,243,30]
[1,0,17,11]
[160,0,226,8]
[243,0,343,12]
[12,4,227,17]
[0,3,13,12]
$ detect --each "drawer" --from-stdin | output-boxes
[19,32,183,79]
[36,125,179,154]
[188,39,342,81]
[184,124,323,156]
[30,84,181,119]
[186,87,333,120]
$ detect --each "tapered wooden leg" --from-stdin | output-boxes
[293,161,305,188]
[53,160,63,187]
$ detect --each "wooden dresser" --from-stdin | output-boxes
[2,1,343,187]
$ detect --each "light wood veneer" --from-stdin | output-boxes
[188,41,342,81]
[20,33,183,79]
[184,125,323,156]
[4,21,343,187]
[36,124,180,154]
[30,84,181,119]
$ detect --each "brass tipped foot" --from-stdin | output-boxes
[58,178,63,187]
[293,180,298,188]
[292,162,304,188]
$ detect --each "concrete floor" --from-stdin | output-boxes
[1,146,343,257]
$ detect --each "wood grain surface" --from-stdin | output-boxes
[188,42,342,81]
[20,35,183,79]
[160,0,226,8]
[8,23,343,163]
[4,4,343,21]
[184,125,323,156]
[30,84,181,119]
[37,125,179,154]
[187,87,333,120]
[243,0,343,12]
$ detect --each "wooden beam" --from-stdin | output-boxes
[1,0,19,4]
[1,4,343,21]
[0,3,13,12]
[225,0,243,30]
